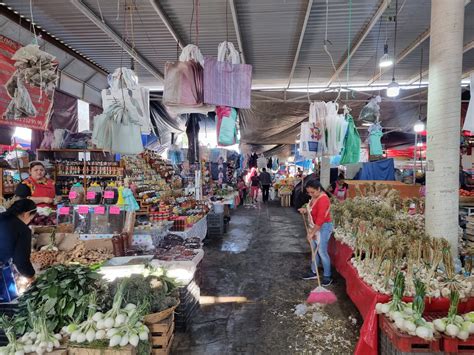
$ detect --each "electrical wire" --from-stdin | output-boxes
[391,0,398,82]
[323,0,341,102]
[345,0,352,100]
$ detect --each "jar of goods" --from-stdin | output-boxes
[69,183,85,204]
[104,182,119,205]
[86,182,103,204]
[112,235,124,256]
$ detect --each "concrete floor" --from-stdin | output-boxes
[172,202,361,355]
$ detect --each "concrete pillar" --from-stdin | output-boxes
[320,156,331,190]
[425,0,465,255]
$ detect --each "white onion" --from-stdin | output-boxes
[92,312,104,322]
[86,329,96,343]
[139,331,149,341]
[433,319,446,332]
[458,330,469,340]
[104,318,115,329]
[129,334,139,347]
[446,324,460,337]
[109,335,122,347]
[119,335,129,347]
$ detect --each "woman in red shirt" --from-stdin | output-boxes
[299,180,333,286]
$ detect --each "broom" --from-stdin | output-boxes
[302,214,337,304]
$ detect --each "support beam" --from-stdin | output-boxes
[425,0,465,257]
[252,93,286,102]
[408,40,474,84]
[70,0,163,80]
[148,0,184,49]
[229,0,246,64]
[284,0,313,95]
[327,0,391,87]
[368,28,430,85]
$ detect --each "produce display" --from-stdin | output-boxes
[332,183,474,299]
[109,271,179,314]
[31,242,113,270]
[376,273,435,341]
[3,262,180,355]
[15,265,109,334]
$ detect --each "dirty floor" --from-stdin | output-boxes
[172,202,361,355]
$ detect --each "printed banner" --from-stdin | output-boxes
[0,35,55,130]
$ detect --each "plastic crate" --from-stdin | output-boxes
[442,335,474,354]
[379,315,442,353]
[207,213,224,228]
[207,225,225,237]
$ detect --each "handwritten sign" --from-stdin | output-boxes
[78,206,89,214]
[86,191,96,200]
[104,191,114,199]
[69,191,78,199]
[59,207,70,215]
[109,206,121,215]
[94,206,105,215]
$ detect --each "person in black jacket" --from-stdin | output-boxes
[0,199,37,279]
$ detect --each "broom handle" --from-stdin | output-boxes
[302,214,321,288]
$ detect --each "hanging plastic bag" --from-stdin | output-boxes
[216,106,238,146]
[163,45,215,114]
[463,73,474,133]
[4,76,37,119]
[358,96,381,123]
[101,88,150,134]
[203,41,252,109]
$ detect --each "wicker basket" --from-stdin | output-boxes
[144,302,179,325]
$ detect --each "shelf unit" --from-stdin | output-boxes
[36,149,123,195]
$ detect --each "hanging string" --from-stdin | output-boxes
[195,0,200,47]
[116,0,121,21]
[29,0,38,44]
[391,0,399,82]
[225,0,229,43]
[372,19,382,90]
[306,67,312,104]
[96,0,105,23]
[189,0,195,44]
[417,47,424,119]
[345,0,352,100]
[323,0,341,103]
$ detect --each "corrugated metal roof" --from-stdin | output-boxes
[2,0,474,90]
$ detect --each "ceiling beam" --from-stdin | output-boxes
[284,0,313,96]
[327,0,391,87]
[229,0,246,64]
[70,0,163,80]
[368,28,430,85]
[148,0,184,49]
[407,39,474,84]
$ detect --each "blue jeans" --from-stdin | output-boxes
[311,222,333,278]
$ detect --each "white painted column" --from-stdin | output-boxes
[320,156,331,190]
[425,0,465,255]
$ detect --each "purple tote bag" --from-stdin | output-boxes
[203,56,252,109]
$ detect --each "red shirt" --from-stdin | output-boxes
[310,194,332,227]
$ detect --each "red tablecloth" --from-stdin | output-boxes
[329,240,474,355]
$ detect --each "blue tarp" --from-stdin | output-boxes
[354,158,395,181]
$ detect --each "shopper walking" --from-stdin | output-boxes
[298,180,333,286]
[259,168,272,203]
[237,177,247,206]
[250,171,260,203]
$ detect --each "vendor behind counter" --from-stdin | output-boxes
[15,161,61,208]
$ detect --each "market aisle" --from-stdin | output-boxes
[172,202,361,354]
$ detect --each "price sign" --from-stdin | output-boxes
[86,191,96,199]
[94,206,105,215]
[104,191,114,199]
[59,207,70,215]
[69,191,78,199]
[109,206,121,215]
[78,206,89,214]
